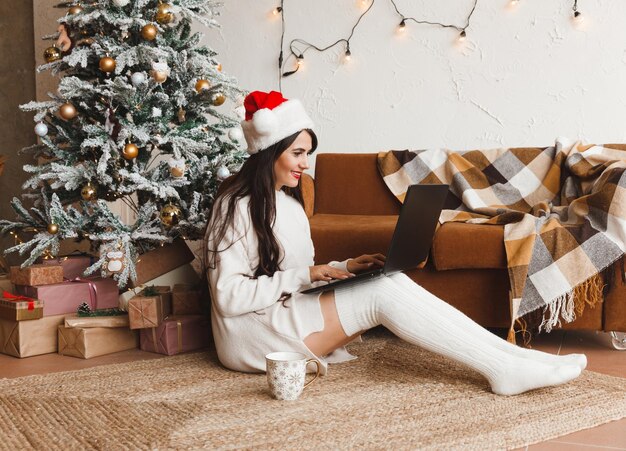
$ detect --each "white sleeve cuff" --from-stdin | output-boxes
[328,259,350,272]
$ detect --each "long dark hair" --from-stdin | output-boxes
[206,129,317,277]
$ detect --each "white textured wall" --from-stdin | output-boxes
[208,1,624,173]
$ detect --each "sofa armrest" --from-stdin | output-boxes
[301,173,315,218]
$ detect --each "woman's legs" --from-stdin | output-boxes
[307,276,581,396]
[304,291,362,357]
[391,273,586,369]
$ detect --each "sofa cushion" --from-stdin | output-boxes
[309,214,398,265]
[432,222,506,270]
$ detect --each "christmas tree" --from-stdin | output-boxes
[0,0,247,287]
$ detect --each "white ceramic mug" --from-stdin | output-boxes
[265,352,321,401]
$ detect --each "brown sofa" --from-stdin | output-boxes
[302,152,626,341]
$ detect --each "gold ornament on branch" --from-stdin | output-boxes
[212,93,226,106]
[155,3,174,24]
[81,182,97,201]
[99,55,116,73]
[47,223,59,235]
[68,5,84,14]
[195,79,211,93]
[59,102,77,120]
[122,142,139,160]
[44,46,62,63]
[160,204,181,228]
[151,70,168,83]
[141,24,158,41]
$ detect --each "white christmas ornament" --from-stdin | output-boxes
[131,72,146,86]
[217,166,231,180]
[112,0,130,6]
[34,122,48,137]
[106,251,124,273]
[228,127,243,142]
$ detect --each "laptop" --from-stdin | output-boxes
[300,184,449,294]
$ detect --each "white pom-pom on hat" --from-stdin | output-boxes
[252,108,278,136]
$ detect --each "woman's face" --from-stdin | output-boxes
[273,131,312,190]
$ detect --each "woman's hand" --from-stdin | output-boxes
[346,253,386,274]
[309,265,355,283]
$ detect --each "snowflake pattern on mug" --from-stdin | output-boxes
[266,353,319,401]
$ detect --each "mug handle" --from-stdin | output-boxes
[303,359,321,389]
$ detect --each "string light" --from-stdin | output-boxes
[273,6,282,15]
[275,0,585,85]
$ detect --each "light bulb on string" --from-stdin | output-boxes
[458,30,467,42]
[572,0,583,24]
[273,6,282,15]
[344,47,352,62]
[510,0,519,4]
[398,19,407,32]
[296,54,304,67]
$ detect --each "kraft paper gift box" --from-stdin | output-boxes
[10,264,64,286]
[0,291,44,321]
[130,238,195,288]
[0,274,13,293]
[128,286,172,329]
[119,263,200,309]
[140,315,210,356]
[64,314,129,328]
[0,314,65,358]
[41,255,94,280]
[172,284,202,315]
[58,325,138,359]
[15,277,119,317]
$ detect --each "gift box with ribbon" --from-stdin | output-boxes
[140,315,210,356]
[0,314,66,358]
[128,286,172,330]
[64,314,129,328]
[41,254,95,280]
[15,277,119,316]
[172,284,203,315]
[58,325,138,359]
[10,263,64,286]
[0,291,44,321]
[130,238,195,288]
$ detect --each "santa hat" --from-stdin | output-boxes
[241,90,314,155]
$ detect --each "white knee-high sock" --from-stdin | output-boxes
[390,273,586,370]
[333,276,581,396]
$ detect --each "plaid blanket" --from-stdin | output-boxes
[378,138,626,336]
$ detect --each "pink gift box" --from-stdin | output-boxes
[15,277,119,316]
[41,255,94,280]
[140,315,210,356]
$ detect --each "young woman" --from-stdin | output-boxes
[206,91,585,396]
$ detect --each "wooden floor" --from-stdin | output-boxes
[0,329,624,449]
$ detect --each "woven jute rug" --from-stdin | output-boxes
[1,331,625,450]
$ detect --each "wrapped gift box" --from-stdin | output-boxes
[130,238,195,288]
[119,263,200,310]
[41,255,94,280]
[172,284,202,315]
[64,314,129,328]
[0,274,13,293]
[58,325,138,359]
[140,315,210,356]
[0,292,43,321]
[10,264,63,286]
[0,314,65,358]
[128,286,172,329]
[15,277,119,316]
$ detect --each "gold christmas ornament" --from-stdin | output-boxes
[151,70,168,83]
[68,5,84,14]
[81,182,97,201]
[141,24,158,41]
[47,223,59,235]
[44,46,62,63]
[195,79,210,93]
[160,204,181,227]
[99,56,116,73]
[122,142,139,159]
[212,93,226,106]
[59,102,77,120]
[217,63,222,72]
[155,3,174,24]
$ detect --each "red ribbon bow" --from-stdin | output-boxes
[3,290,36,310]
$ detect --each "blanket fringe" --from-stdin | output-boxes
[539,273,604,333]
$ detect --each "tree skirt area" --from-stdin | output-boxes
[1,331,625,450]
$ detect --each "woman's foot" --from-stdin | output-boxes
[488,361,582,396]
